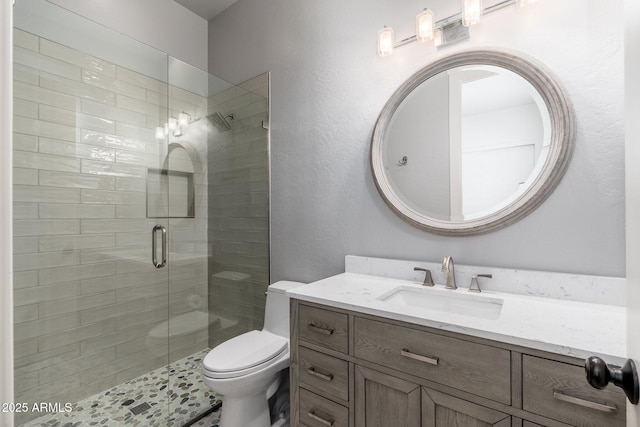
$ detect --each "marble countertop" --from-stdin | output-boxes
[287,272,626,365]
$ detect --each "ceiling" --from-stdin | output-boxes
[173,0,238,20]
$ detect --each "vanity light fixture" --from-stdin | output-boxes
[178,112,191,127]
[461,0,483,26]
[155,126,165,140]
[416,9,435,43]
[377,26,395,57]
[168,117,179,131]
[155,113,195,140]
[377,0,540,57]
[433,29,443,47]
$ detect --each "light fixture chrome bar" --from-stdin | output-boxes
[392,0,516,49]
[395,35,418,49]
[484,0,517,15]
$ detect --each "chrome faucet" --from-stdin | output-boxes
[441,256,457,290]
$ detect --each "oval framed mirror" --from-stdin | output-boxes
[371,48,576,236]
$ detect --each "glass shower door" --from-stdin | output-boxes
[162,57,223,423]
[162,61,272,424]
[12,1,173,424]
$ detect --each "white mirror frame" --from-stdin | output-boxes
[371,48,576,236]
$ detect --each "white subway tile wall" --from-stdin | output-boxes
[208,73,270,346]
[12,29,210,425]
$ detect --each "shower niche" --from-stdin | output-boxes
[147,168,195,218]
[147,144,197,219]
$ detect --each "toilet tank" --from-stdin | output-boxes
[263,281,306,338]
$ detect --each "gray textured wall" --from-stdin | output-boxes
[209,0,625,282]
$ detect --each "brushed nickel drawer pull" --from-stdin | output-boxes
[308,323,334,335]
[308,410,334,426]
[552,390,618,413]
[400,348,439,366]
[307,367,334,382]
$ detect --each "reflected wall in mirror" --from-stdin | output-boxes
[385,65,550,221]
[371,49,575,235]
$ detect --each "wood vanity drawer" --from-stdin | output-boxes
[299,388,349,427]
[298,304,349,353]
[353,317,511,405]
[522,355,626,427]
[299,347,349,402]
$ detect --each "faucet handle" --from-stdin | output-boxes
[469,274,492,293]
[414,267,435,286]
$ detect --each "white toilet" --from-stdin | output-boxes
[202,281,305,427]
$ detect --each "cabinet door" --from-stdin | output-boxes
[355,365,421,427]
[422,388,511,427]
[522,355,625,427]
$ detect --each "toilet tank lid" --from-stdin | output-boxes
[268,281,306,293]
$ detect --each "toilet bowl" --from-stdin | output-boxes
[202,281,305,427]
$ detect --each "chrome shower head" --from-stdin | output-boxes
[207,112,235,132]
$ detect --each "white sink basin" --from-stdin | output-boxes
[377,285,504,320]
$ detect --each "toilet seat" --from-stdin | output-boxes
[203,330,288,379]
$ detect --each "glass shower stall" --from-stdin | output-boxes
[11,1,271,425]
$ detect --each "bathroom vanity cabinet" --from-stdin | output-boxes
[290,300,626,427]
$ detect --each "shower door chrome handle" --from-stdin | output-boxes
[152,225,167,268]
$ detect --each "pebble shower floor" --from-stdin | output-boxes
[21,349,222,427]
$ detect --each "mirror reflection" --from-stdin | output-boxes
[383,65,551,221]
